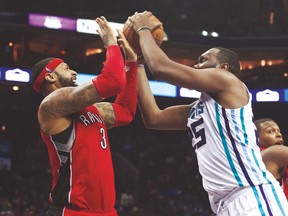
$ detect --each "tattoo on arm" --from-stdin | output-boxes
[95,103,116,129]
[41,84,102,117]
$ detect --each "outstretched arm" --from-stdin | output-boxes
[130,11,248,109]
[95,29,138,129]
[137,66,192,130]
[261,145,288,179]
[38,17,125,135]
[128,12,225,91]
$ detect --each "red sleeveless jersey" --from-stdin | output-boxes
[40,106,116,213]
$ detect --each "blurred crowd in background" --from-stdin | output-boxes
[1,0,288,37]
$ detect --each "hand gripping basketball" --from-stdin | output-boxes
[123,12,164,55]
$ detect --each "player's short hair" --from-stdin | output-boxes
[32,57,64,94]
[254,118,274,131]
[32,58,55,84]
[215,47,241,77]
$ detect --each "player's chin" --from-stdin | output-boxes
[67,82,78,87]
[71,80,78,87]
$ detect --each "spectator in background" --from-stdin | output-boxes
[255,118,288,200]
[31,16,138,215]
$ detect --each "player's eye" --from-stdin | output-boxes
[199,57,205,63]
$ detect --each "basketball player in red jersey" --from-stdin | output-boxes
[31,16,138,216]
[255,118,288,200]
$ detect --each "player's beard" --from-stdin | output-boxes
[57,74,78,87]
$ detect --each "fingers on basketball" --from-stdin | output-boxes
[123,15,164,55]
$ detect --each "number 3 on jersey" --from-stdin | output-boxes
[188,118,206,150]
[100,127,107,149]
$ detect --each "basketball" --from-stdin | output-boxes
[123,15,164,55]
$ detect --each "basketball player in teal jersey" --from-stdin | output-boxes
[129,11,288,215]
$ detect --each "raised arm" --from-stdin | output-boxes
[94,29,138,129]
[95,61,138,129]
[38,16,125,134]
[129,12,226,90]
[129,12,247,109]
[137,65,192,130]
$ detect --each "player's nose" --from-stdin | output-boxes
[193,64,200,69]
[276,130,282,138]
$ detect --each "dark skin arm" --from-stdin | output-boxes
[38,17,126,134]
[130,11,248,130]
[39,83,103,134]
[137,65,193,130]
[261,145,288,180]
[130,11,247,109]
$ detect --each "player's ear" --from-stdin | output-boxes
[220,63,229,71]
[45,73,57,83]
